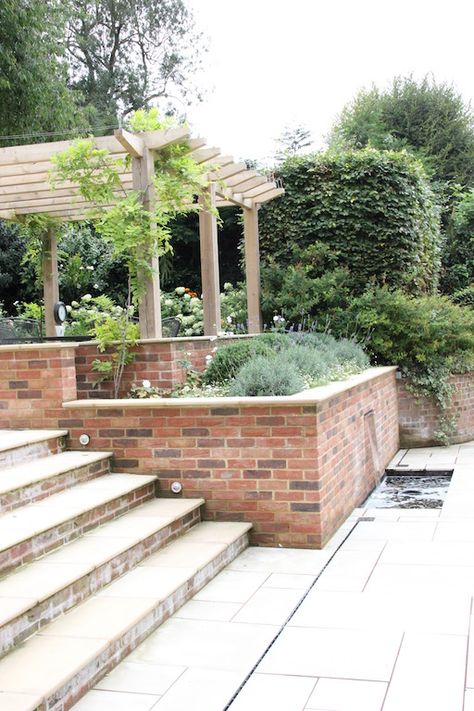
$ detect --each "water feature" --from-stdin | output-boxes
[364,470,452,509]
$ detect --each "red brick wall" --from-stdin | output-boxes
[0,345,77,429]
[75,337,240,398]
[63,368,399,548]
[398,372,474,446]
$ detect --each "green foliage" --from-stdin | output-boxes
[451,286,474,308]
[441,190,474,293]
[229,355,306,397]
[274,124,313,162]
[66,0,205,125]
[336,287,474,373]
[332,287,474,441]
[261,242,352,325]
[92,306,139,398]
[0,221,36,312]
[203,339,273,385]
[18,215,61,289]
[258,149,441,296]
[51,109,211,306]
[330,75,474,186]
[0,0,87,143]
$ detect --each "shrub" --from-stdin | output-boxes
[278,346,332,384]
[258,149,441,295]
[230,354,305,396]
[451,285,474,308]
[202,339,274,384]
[334,287,474,374]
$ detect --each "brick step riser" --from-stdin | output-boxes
[0,436,65,470]
[48,532,250,711]
[0,507,201,658]
[0,481,157,576]
[0,458,112,514]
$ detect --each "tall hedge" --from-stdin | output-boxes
[259,148,441,294]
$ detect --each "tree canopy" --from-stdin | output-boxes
[65,0,205,127]
[0,0,85,144]
[330,75,474,187]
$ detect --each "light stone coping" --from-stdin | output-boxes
[0,450,113,495]
[0,342,82,352]
[62,366,397,410]
[0,429,68,452]
[75,333,254,348]
[0,521,251,702]
[0,474,158,553]
[0,499,205,627]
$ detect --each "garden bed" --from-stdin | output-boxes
[61,366,399,548]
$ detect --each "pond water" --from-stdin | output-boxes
[364,472,452,509]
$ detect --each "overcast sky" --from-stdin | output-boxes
[186,0,474,164]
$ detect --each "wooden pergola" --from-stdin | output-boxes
[0,127,284,338]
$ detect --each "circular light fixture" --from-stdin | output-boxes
[79,433,90,446]
[171,481,182,494]
[53,302,67,325]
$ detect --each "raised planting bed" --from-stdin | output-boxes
[61,366,399,549]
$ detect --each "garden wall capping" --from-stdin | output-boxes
[63,366,397,409]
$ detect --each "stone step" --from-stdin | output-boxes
[0,497,204,657]
[0,450,113,513]
[0,429,68,469]
[0,521,251,711]
[0,473,158,575]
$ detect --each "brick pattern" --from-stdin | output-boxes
[0,457,111,513]
[0,346,77,429]
[0,507,201,657]
[398,373,474,446]
[0,481,156,576]
[75,337,239,399]
[65,369,399,548]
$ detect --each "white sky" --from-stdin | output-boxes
[186,0,474,164]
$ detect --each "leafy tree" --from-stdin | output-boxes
[66,0,206,126]
[0,0,86,144]
[330,75,474,186]
[274,124,313,162]
[441,190,474,294]
[259,149,441,296]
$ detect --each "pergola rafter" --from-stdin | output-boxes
[0,126,284,338]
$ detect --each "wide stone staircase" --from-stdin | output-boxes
[0,430,251,711]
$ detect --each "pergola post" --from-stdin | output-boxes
[42,225,59,337]
[199,184,221,336]
[243,205,263,333]
[132,147,162,339]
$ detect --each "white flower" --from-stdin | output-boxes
[164,299,173,307]
[226,315,233,324]
[93,283,99,289]
[183,293,191,300]
[71,301,79,308]
[175,287,185,296]
[86,265,94,271]
[82,294,92,302]
[205,354,213,362]
[142,379,151,388]
[66,305,72,313]
[223,282,232,291]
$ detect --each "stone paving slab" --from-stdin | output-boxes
[73,441,474,710]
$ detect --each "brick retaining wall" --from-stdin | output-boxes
[62,367,399,548]
[397,372,474,447]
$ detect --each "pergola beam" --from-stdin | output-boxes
[114,128,144,158]
[254,187,285,204]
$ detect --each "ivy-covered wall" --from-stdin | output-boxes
[259,148,441,294]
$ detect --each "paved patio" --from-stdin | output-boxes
[74,442,474,711]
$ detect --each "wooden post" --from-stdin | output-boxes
[243,205,263,333]
[199,184,221,336]
[42,225,59,337]
[132,147,162,339]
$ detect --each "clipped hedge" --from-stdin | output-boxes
[258,148,441,294]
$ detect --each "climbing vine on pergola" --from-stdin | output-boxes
[0,117,284,338]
